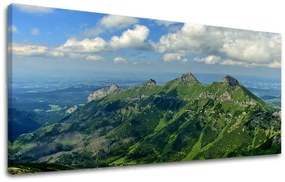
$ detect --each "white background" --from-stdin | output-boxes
[0,0,284,181]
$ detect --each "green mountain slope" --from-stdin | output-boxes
[8,73,281,173]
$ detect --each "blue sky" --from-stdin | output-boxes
[8,4,281,80]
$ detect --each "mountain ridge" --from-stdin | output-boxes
[8,73,281,172]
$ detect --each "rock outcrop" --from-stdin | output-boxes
[222,75,240,87]
[139,79,156,87]
[66,105,79,114]
[87,84,120,102]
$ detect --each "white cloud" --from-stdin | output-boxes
[154,24,211,53]
[110,25,149,49]
[114,57,127,64]
[8,36,110,61]
[31,28,40,35]
[220,59,248,67]
[81,15,139,38]
[9,44,48,56]
[8,25,17,33]
[50,37,107,59]
[56,37,107,53]
[194,55,221,64]
[100,15,139,29]
[163,53,187,62]
[220,58,281,68]
[154,23,281,68]
[221,35,280,64]
[194,56,281,69]
[268,61,281,68]
[14,4,54,14]
[86,55,103,61]
[9,38,107,60]
[48,50,64,57]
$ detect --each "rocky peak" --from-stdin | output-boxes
[178,73,200,83]
[140,79,156,87]
[87,84,120,102]
[109,84,119,91]
[222,75,240,87]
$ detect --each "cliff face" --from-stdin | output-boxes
[87,84,120,102]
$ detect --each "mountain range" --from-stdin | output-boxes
[8,73,281,173]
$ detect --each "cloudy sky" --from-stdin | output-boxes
[8,4,281,80]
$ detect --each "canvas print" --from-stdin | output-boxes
[8,4,281,174]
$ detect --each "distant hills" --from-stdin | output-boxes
[8,73,281,173]
[8,108,42,141]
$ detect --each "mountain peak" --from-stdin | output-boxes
[222,75,240,87]
[140,79,156,87]
[178,73,200,83]
[109,84,120,90]
[87,84,120,102]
